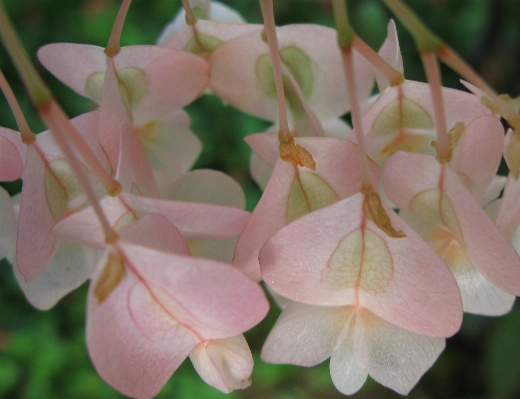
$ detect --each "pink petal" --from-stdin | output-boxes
[375,20,403,93]
[209,24,373,121]
[262,302,350,367]
[120,193,250,239]
[16,145,59,282]
[37,43,107,100]
[87,250,199,399]
[260,193,463,337]
[354,309,445,395]
[450,114,504,200]
[0,127,25,181]
[190,335,253,393]
[235,137,373,281]
[383,151,520,296]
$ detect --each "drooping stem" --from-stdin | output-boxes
[259,0,291,143]
[380,0,443,53]
[0,1,50,108]
[332,0,371,186]
[0,69,35,144]
[105,0,132,57]
[39,100,119,244]
[0,2,121,195]
[440,46,520,130]
[421,52,450,162]
[352,36,404,87]
[182,0,197,26]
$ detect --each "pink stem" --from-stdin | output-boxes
[105,0,133,57]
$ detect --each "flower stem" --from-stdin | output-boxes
[421,52,450,162]
[105,0,132,57]
[0,69,35,144]
[182,0,198,26]
[259,0,291,143]
[352,36,404,87]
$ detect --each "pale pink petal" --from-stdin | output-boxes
[236,137,373,281]
[496,174,520,239]
[354,310,445,395]
[116,127,160,197]
[118,242,269,338]
[162,20,262,51]
[375,20,403,92]
[0,186,17,263]
[260,193,462,337]
[322,118,352,139]
[120,193,249,239]
[131,48,209,123]
[450,114,504,200]
[383,151,520,296]
[245,132,279,167]
[14,241,98,310]
[360,80,491,165]
[249,152,273,191]
[329,320,368,395]
[262,302,351,367]
[187,236,238,263]
[209,24,373,121]
[158,2,245,46]
[136,110,201,178]
[118,212,191,255]
[171,169,245,209]
[52,196,129,248]
[16,145,59,282]
[0,127,25,181]
[37,44,106,100]
[190,334,253,393]
[480,175,506,208]
[87,250,199,399]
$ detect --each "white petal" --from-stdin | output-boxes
[330,319,368,395]
[354,310,445,395]
[190,334,253,393]
[14,241,98,310]
[261,302,350,367]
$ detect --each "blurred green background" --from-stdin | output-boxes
[1,0,520,398]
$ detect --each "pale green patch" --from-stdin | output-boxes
[286,172,339,223]
[372,98,434,136]
[85,72,105,102]
[192,6,208,20]
[410,189,463,241]
[256,46,313,116]
[325,229,393,295]
[117,67,147,110]
[185,34,223,55]
[113,211,138,231]
[45,159,83,219]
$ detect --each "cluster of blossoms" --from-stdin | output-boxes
[1,0,520,397]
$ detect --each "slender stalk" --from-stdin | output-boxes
[259,0,291,143]
[331,0,354,49]
[421,52,450,162]
[342,49,372,186]
[352,36,404,87]
[40,100,119,243]
[182,0,197,26]
[0,69,35,144]
[440,46,520,129]
[105,0,132,57]
[0,1,50,108]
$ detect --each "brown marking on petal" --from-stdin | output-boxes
[279,138,316,170]
[93,252,125,303]
[361,185,405,238]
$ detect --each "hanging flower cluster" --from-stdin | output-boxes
[1,0,519,397]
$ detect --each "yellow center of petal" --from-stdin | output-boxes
[324,228,393,295]
[286,171,339,223]
[93,251,125,303]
